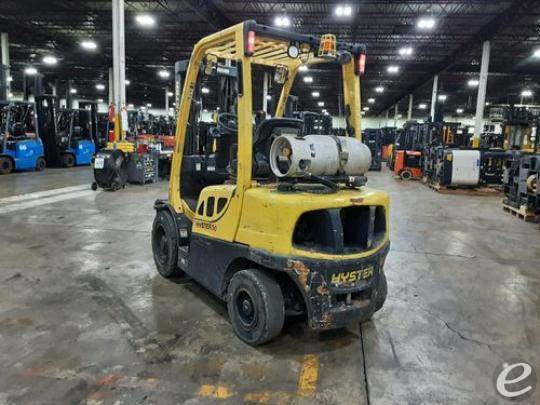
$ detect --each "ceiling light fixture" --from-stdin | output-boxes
[42,55,58,65]
[387,65,399,74]
[335,5,352,17]
[24,67,38,75]
[298,65,308,72]
[456,108,464,114]
[363,107,370,111]
[158,70,170,79]
[95,83,105,90]
[136,14,155,27]
[312,91,320,97]
[303,76,313,83]
[467,79,479,87]
[521,89,533,97]
[438,94,447,101]
[399,47,413,56]
[318,101,325,107]
[417,17,436,30]
[201,87,210,94]
[274,16,291,27]
[368,98,375,103]
[533,49,540,58]
[418,103,427,109]
[70,88,77,94]
[81,40,97,50]
[167,91,174,97]
[125,80,131,85]
[375,86,384,93]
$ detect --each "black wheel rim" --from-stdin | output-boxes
[155,225,169,265]
[235,288,257,329]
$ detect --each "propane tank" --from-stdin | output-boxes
[269,135,372,178]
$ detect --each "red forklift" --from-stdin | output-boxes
[392,122,423,180]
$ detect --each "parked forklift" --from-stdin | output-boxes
[0,101,45,175]
[35,94,97,167]
[55,108,96,166]
[151,21,390,345]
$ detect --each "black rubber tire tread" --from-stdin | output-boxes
[36,157,46,171]
[63,153,75,168]
[0,157,13,175]
[374,271,388,312]
[227,269,285,346]
[151,210,183,278]
[400,170,412,180]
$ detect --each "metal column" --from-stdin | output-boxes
[112,0,126,139]
[1,33,10,99]
[66,79,74,108]
[394,104,399,127]
[473,41,490,148]
[165,86,169,116]
[262,72,269,113]
[430,75,439,120]
[385,110,389,127]
[407,94,413,120]
[108,67,114,104]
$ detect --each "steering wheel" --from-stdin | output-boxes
[217,113,238,134]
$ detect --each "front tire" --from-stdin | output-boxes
[151,210,184,278]
[0,156,13,175]
[400,169,412,180]
[227,269,285,346]
[35,157,46,171]
[63,153,75,168]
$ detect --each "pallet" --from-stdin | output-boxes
[428,182,503,196]
[502,202,540,223]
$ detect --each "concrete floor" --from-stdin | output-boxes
[0,166,538,404]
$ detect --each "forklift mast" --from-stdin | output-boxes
[35,95,60,166]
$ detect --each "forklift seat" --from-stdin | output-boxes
[11,122,26,139]
[72,126,83,140]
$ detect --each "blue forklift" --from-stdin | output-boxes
[55,108,96,166]
[35,95,96,168]
[0,101,45,175]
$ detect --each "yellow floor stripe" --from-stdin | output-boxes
[297,354,319,397]
[198,384,233,399]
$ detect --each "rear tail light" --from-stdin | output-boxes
[246,30,256,56]
[355,53,366,75]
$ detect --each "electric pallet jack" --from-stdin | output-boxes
[150,21,390,346]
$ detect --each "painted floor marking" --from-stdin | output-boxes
[0,190,99,214]
[0,184,89,204]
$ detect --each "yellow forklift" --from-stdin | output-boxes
[151,21,390,345]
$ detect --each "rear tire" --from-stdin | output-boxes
[227,269,285,346]
[400,169,412,180]
[35,157,46,171]
[151,210,184,278]
[91,182,98,191]
[63,153,75,168]
[0,156,13,175]
[374,271,388,312]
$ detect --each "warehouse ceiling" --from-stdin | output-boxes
[1,0,540,118]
